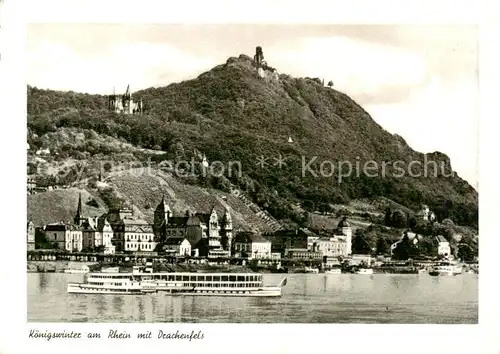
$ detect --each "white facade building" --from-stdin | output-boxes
[234,232,272,259]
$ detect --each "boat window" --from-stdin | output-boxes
[197,275,204,281]
[175,275,181,281]
[214,276,220,281]
[168,275,174,281]
[229,275,236,282]
[221,276,228,281]
[237,276,244,281]
[206,276,213,281]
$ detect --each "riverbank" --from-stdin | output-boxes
[27,260,254,273]
[27,261,99,273]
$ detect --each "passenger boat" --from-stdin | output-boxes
[64,264,90,274]
[324,268,342,274]
[303,266,319,274]
[355,268,374,275]
[67,269,287,297]
[429,261,463,276]
[67,273,147,294]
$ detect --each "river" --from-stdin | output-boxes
[27,272,477,323]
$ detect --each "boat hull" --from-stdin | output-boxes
[67,284,281,297]
[169,287,282,297]
[67,283,145,295]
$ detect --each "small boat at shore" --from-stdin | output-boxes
[325,268,342,274]
[64,264,90,274]
[67,270,287,297]
[303,266,319,274]
[355,268,374,275]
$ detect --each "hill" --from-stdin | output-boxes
[27,53,478,229]
[27,169,282,233]
[27,187,107,227]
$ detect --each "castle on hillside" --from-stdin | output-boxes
[252,46,279,80]
[108,84,143,114]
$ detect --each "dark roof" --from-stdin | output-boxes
[45,224,67,232]
[235,232,270,244]
[436,235,448,243]
[167,216,190,227]
[164,237,190,246]
[122,218,149,225]
[45,223,82,231]
[194,213,211,224]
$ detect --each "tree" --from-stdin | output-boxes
[416,237,437,258]
[328,81,334,88]
[376,237,389,255]
[391,210,407,229]
[392,235,417,260]
[384,207,392,226]
[407,215,417,229]
[352,235,373,254]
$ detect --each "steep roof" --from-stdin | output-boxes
[165,237,191,246]
[122,218,149,225]
[194,213,211,224]
[167,216,190,227]
[436,235,448,243]
[45,223,68,232]
[235,232,270,243]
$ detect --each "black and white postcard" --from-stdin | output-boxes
[1,0,497,353]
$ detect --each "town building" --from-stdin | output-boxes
[163,238,192,257]
[284,248,323,261]
[312,236,348,258]
[122,218,156,252]
[233,231,272,259]
[81,216,115,254]
[27,220,35,251]
[266,217,353,258]
[436,235,451,257]
[44,223,83,252]
[153,198,233,257]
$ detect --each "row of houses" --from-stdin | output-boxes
[29,194,236,257]
[27,193,356,261]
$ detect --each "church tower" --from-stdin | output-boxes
[208,206,220,249]
[220,207,233,255]
[74,193,84,226]
[337,217,352,255]
[154,196,171,240]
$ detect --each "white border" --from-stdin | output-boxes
[1,0,498,353]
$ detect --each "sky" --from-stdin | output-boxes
[26,24,478,188]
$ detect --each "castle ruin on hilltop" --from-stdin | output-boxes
[252,46,279,80]
[108,84,143,114]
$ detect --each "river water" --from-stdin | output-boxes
[27,273,478,323]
